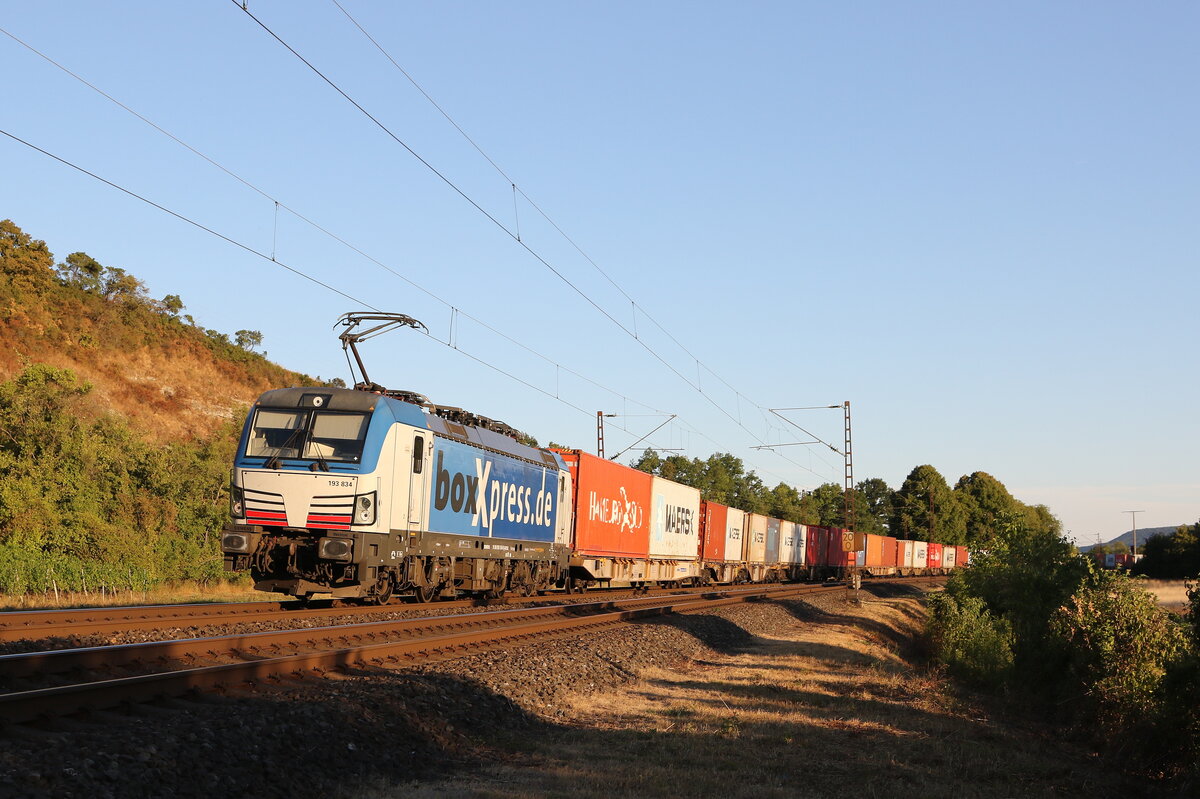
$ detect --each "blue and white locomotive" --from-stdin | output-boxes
[220,314,575,602]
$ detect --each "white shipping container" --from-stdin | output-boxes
[649,476,701,560]
[779,521,800,565]
[724,508,747,562]
[745,514,768,564]
[943,546,957,569]
[901,540,914,569]
[913,540,928,569]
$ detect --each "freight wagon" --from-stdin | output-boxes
[699,501,746,583]
[221,386,969,600]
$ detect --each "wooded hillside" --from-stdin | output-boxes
[0,219,326,592]
[0,219,315,442]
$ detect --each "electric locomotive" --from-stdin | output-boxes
[220,314,574,602]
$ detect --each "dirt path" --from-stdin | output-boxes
[361,584,1147,799]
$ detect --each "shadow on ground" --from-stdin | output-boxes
[0,585,1156,799]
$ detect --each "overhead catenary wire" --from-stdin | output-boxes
[0,19,839,488]
[2,124,776,471]
[327,0,846,470]
[0,25,676,427]
[231,1,834,482]
[329,0,779,425]
[0,128,606,424]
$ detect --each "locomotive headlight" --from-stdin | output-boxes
[222,532,250,553]
[353,491,377,525]
[319,537,353,562]
[229,484,245,519]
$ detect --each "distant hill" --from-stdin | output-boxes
[1079,526,1179,553]
[0,219,321,442]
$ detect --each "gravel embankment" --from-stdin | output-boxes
[0,586,877,799]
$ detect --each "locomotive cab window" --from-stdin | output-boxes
[247,410,308,458]
[246,408,370,463]
[304,412,369,462]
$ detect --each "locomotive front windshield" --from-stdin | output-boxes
[246,408,370,463]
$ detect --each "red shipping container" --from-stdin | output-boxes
[701,500,728,561]
[825,527,854,567]
[806,526,828,567]
[558,450,652,559]
[927,542,943,569]
[957,546,969,566]
[882,537,899,568]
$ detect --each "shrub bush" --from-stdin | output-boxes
[1049,570,1187,733]
[927,587,1014,687]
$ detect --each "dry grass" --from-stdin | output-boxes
[0,344,265,443]
[0,579,264,611]
[361,588,1144,799]
[1138,579,1193,612]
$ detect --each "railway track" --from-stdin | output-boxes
[0,581,872,725]
[0,582,785,643]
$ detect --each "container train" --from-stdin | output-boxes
[220,384,968,603]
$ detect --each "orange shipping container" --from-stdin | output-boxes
[883,536,899,567]
[701,501,728,561]
[558,450,652,559]
[864,534,885,568]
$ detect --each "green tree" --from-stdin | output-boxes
[954,471,1020,547]
[56,251,104,292]
[0,219,55,293]
[767,483,803,522]
[235,329,264,352]
[632,449,772,513]
[856,477,893,533]
[1135,522,1200,579]
[891,464,967,542]
[805,483,846,527]
[161,294,185,317]
[100,265,146,303]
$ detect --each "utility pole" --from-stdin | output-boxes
[596,411,615,458]
[1124,510,1145,557]
[766,402,852,527]
[842,401,853,531]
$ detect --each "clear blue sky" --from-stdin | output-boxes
[3,1,1196,545]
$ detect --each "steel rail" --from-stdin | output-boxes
[0,582,791,642]
[0,588,773,679]
[0,582,850,724]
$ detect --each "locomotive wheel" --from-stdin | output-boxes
[414,584,437,603]
[371,576,394,605]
